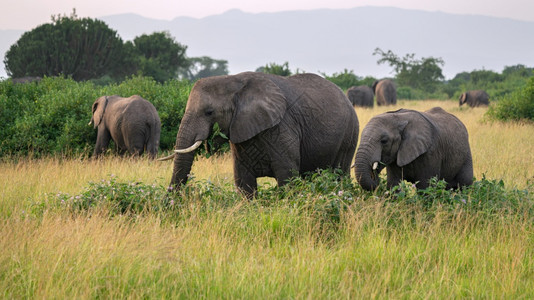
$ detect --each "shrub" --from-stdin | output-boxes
[486,76,534,122]
[0,76,192,157]
[54,175,171,216]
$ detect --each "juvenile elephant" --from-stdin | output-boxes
[459,90,489,107]
[354,107,473,191]
[159,72,360,196]
[346,85,374,107]
[372,79,397,106]
[90,95,161,158]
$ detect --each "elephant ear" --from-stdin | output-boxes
[396,112,434,167]
[91,96,108,128]
[372,80,379,93]
[229,76,287,143]
[459,93,467,105]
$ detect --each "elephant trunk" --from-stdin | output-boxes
[168,115,210,191]
[169,130,198,190]
[354,144,382,191]
[169,150,196,191]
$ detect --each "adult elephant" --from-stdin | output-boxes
[354,107,473,191]
[159,72,360,196]
[346,85,374,107]
[372,79,397,106]
[89,95,161,159]
[459,90,489,107]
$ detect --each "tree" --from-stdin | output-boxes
[133,31,189,82]
[468,69,503,85]
[4,10,130,81]
[502,64,534,78]
[256,62,292,76]
[178,56,228,80]
[373,48,445,93]
[322,69,376,91]
[322,69,361,91]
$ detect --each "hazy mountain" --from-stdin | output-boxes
[1,6,533,79]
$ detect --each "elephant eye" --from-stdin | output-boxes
[205,108,214,116]
[380,136,388,144]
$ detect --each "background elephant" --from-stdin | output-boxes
[160,72,359,196]
[346,85,374,107]
[354,107,473,191]
[459,90,489,107]
[90,95,161,158]
[372,79,397,106]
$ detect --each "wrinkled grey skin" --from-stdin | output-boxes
[354,107,473,191]
[459,90,489,107]
[90,95,161,158]
[372,79,397,106]
[347,85,374,107]
[167,72,360,197]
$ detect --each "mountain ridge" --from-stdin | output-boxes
[1,6,533,79]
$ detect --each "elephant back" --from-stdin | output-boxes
[375,80,397,106]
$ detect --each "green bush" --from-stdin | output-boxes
[486,76,534,122]
[0,76,192,157]
[53,175,171,216]
[42,170,534,226]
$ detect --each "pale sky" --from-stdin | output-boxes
[1,0,534,30]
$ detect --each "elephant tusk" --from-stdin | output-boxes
[372,162,379,170]
[157,153,175,161]
[174,140,202,154]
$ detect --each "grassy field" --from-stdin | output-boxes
[1,100,534,298]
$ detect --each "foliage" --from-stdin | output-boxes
[322,69,377,91]
[132,32,189,83]
[54,175,170,216]
[4,12,225,83]
[373,48,445,93]
[486,76,534,121]
[178,56,229,80]
[256,62,292,76]
[39,169,534,233]
[0,76,192,157]
[4,10,130,81]
[322,69,359,90]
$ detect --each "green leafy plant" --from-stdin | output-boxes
[55,175,170,215]
[486,76,534,122]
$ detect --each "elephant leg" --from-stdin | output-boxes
[94,127,112,157]
[272,158,299,187]
[146,137,159,159]
[233,158,258,198]
[129,143,145,156]
[386,166,403,189]
[117,147,128,156]
[124,131,146,157]
[449,163,474,189]
[334,138,357,174]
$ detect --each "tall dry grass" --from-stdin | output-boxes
[1,99,534,298]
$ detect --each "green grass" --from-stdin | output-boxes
[1,100,534,298]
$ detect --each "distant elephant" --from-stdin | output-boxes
[159,72,359,196]
[346,85,374,107]
[372,79,397,106]
[90,95,161,158]
[459,90,489,107]
[354,107,473,191]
